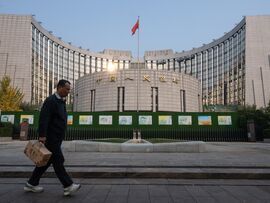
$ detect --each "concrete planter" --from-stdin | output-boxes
[64,140,207,153]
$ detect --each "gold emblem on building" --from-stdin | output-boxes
[159,76,166,82]
[172,77,179,84]
[143,75,151,82]
[124,77,134,81]
[96,78,102,83]
[110,75,116,82]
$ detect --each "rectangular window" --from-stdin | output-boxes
[151,87,158,112]
[85,57,90,74]
[90,89,95,112]
[97,58,101,72]
[122,87,125,111]
[74,53,79,80]
[117,87,120,111]
[102,59,107,72]
[91,57,96,73]
[117,87,125,112]
[224,82,227,105]
[198,94,201,112]
[268,55,270,69]
[124,60,129,69]
[180,90,186,112]
[79,55,85,77]
[152,61,157,70]
[119,60,124,70]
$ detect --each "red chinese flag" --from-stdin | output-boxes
[131,20,139,35]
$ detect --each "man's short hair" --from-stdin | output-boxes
[57,79,71,89]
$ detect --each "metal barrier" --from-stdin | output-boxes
[27,127,248,142]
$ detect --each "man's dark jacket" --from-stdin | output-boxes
[38,94,67,144]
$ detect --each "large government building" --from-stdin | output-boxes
[0,14,270,111]
[74,69,201,112]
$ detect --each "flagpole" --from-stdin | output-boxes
[136,16,140,113]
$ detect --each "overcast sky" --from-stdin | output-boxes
[0,0,269,57]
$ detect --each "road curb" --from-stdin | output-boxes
[1,167,270,179]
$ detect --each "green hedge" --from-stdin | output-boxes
[264,129,270,138]
[0,122,13,137]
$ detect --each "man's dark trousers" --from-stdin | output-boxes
[28,141,73,188]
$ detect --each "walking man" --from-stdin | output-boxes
[24,79,81,196]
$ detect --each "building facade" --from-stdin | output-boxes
[0,14,270,110]
[74,69,201,112]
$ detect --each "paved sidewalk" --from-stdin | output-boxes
[1,178,270,202]
[0,141,270,179]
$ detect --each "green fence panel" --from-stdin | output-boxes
[2,111,247,142]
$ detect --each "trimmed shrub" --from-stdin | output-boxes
[0,122,13,137]
[264,129,270,138]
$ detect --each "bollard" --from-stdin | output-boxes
[133,129,137,140]
[137,129,141,142]
[247,120,256,142]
